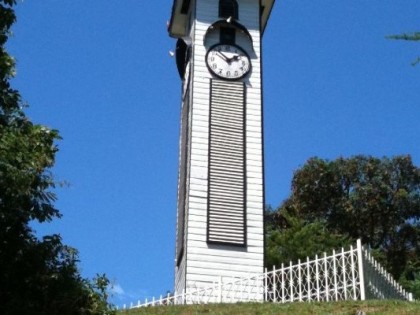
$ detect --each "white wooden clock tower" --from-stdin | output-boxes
[168,0,274,300]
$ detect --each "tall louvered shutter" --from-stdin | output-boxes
[208,79,246,246]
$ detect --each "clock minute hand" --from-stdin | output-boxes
[217,51,231,63]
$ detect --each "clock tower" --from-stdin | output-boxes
[168,0,274,301]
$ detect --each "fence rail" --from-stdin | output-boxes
[122,239,414,309]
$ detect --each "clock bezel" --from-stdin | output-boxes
[205,43,251,81]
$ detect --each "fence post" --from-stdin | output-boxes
[273,265,277,303]
[281,263,285,303]
[289,261,294,302]
[182,289,185,305]
[218,276,222,303]
[333,249,338,301]
[298,259,302,302]
[247,275,252,302]
[240,277,243,301]
[341,247,347,300]
[324,252,329,302]
[264,268,268,302]
[349,244,357,300]
[306,257,311,302]
[315,254,320,302]
[357,239,366,301]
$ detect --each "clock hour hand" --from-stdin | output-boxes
[225,54,241,63]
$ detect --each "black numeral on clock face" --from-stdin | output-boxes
[212,64,217,69]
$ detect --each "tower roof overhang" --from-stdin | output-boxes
[168,0,275,38]
[260,0,275,34]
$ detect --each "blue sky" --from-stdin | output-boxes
[8,0,420,307]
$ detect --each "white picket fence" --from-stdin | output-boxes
[122,239,414,309]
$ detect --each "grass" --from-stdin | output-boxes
[119,300,420,315]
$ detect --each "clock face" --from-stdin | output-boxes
[205,44,251,80]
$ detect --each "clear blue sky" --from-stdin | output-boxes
[8,0,420,307]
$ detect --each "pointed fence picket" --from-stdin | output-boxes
[122,239,414,310]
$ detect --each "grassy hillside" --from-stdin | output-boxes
[119,300,419,315]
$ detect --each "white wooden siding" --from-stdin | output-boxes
[175,0,264,297]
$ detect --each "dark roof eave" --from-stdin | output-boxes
[168,0,275,38]
[168,0,188,38]
[261,0,275,35]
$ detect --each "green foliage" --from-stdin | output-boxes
[83,274,117,315]
[386,32,420,66]
[0,1,115,314]
[399,259,420,299]
[387,32,420,41]
[267,155,420,298]
[265,208,351,267]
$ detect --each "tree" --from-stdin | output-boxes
[265,207,351,268]
[387,32,420,66]
[0,1,115,313]
[267,155,420,296]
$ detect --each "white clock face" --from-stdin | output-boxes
[205,44,251,80]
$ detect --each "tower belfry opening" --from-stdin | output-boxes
[219,0,238,19]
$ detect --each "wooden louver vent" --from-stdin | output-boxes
[208,79,246,246]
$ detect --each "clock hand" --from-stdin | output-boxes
[224,54,241,63]
[217,51,230,63]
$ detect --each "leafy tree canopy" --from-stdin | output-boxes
[0,1,115,313]
[265,207,351,267]
[266,155,420,296]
